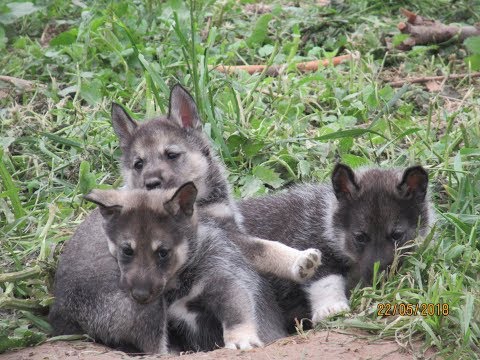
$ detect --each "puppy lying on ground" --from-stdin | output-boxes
[240,164,434,328]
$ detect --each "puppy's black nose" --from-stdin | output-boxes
[131,288,151,304]
[145,179,162,190]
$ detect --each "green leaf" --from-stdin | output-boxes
[78,161,96,195]
[244,142,264,158]
[80,79,103,106]
[0,328,45,353]
[258,44,274,57]
[40,133,82,149]
[240,176,264,198]
[464,36,480,54]
[313,128,384,142]
[247,14,273,47]
[253,165,283,189]
[0,2,42,24]
[392,34,410,47]
[0,26,6,50]
[465,54,480,71]
[0,149,25,219]
[297,160,311,178]
[341,154,371,168]
[49,28,78,46]
[20,312,52,334]
[0,136,15,150]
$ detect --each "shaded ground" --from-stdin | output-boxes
[1,330,432,360]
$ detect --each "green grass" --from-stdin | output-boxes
[1,0,479,357]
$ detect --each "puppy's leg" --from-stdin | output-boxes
[87,293,168,354]
[230,233,322,282]
[307,274,350,324]
[203,278,263,350]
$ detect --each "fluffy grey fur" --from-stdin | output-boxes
[48,209,168,354]
[50,185,286,353]
[239,164,434,329]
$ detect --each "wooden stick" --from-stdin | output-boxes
[388,72,480,87]
[0,75,45,91]
[211,53,358,76]
[395,8,480,50]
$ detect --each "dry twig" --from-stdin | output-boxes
[389,72,480,87]
[211,52,359,76]
[395,8,480,50]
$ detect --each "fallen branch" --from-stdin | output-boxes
[211,52,359,76]
[0,266,42,284]
[388,72,480,87]
[0,75,45,91]
[396,8,480,50]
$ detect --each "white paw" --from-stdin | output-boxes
[311,301,350,324]
[224,336,263,350]
[224,329,263,350]
[292,248,322,281]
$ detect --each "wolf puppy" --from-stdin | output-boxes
[240,164,434,326]
[83,184,280,351]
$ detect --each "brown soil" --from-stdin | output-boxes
[1,330,432,360]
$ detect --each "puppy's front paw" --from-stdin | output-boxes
[292,248,322,281]
[311,300,350,324]
[224,324,263,350]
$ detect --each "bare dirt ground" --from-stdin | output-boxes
[1,330,432,360]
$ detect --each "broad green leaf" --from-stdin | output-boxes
[341,154,371,168]
[297,160,311,178]
[49,28,78,46]
[253,165,283,189]
[0,2,42,24]
[247,14,273,47]
[80,79,103,106]
[240,176,264,198]
[258,44,274,57]
[464,36,480,54]
[392,33,410,47]
[244,142,264,158]
[465,54,480,71]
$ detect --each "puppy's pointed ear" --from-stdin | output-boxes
[164,182,198,217]
[168,84,201,129]
[111,103,138,151]
[332,163,359,200]
[397,166,428,201]
[84,189,123,218]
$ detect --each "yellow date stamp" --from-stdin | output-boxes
[377,303,449,317]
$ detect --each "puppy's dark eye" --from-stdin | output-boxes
[122,246,134,256]
[134,159,144,170]
[157,248,170,259]
[354,232,370,244]
[391,230,405,242]
[166,152,179,160]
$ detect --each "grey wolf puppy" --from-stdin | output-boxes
[240,164,434,327]
[111,84,321,282]
[92,184,285,351]
[49,199,168,354]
